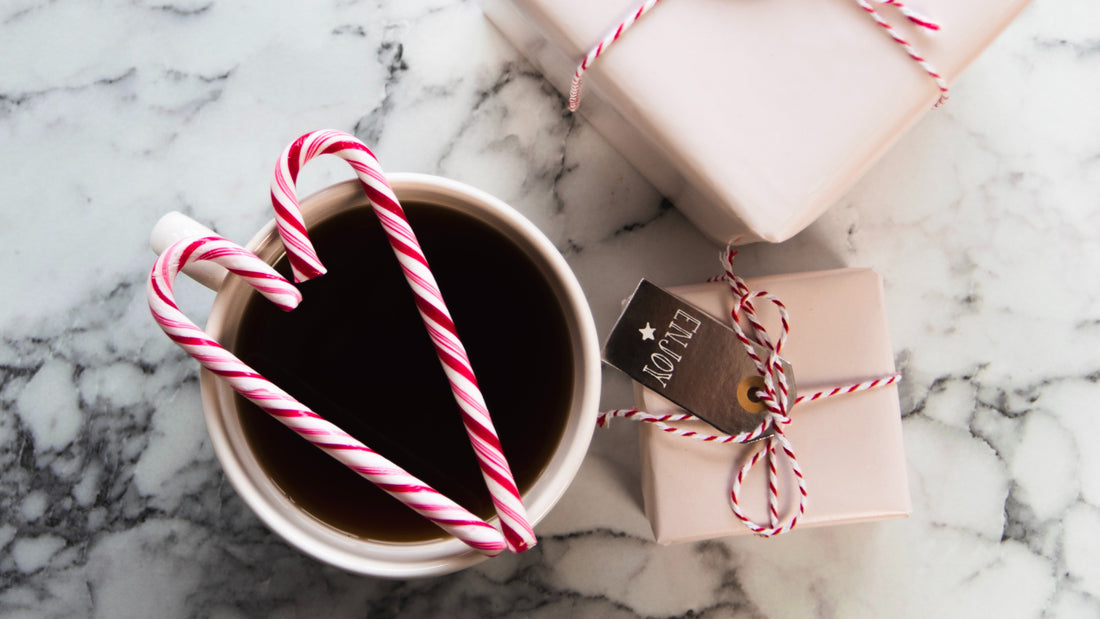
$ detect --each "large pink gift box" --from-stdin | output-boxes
[485,0,1031,243]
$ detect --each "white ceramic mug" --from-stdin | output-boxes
[150,174,601,578]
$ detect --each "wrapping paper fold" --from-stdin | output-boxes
[633,268,909,544]
[485,0,1031,243]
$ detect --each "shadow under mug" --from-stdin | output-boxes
[153,174,601,578]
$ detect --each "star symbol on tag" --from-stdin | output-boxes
[639,322,656,341]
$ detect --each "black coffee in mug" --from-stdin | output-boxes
[232,202,574,542]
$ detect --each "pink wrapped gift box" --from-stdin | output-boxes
[632,268,908,544]
[485,0,1030,243]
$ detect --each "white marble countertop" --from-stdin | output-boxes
[1,0,1096,616]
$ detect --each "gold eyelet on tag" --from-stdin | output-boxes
[736,376,768,413]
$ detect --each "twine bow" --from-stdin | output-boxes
[599,247,901,536]
[569,0,948,112]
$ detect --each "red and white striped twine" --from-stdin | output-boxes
[568,0,947,112]
[568,0,663,111]
[150,130,536,555]
[599,247,901,537]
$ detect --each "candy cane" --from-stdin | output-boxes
[269,129,536,553]
[148,236,508,555]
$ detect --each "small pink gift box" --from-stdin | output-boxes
[484,0,1030,243]
[632,268,908,543]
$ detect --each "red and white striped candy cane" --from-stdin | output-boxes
[269,129,536,553]
[147,236,508,555]
[568,0,948,112]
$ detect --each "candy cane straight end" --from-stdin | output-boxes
[275,292,302,312]
[288,259,327,285]
[478,540,508,557]
[270,129,537,555]
[509,536,536,554]
[503,517,538,554]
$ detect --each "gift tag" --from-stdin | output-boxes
[603,280,796,438]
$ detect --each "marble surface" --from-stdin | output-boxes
[1,0,1097,616]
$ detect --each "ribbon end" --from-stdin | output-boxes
[276,289,304,312]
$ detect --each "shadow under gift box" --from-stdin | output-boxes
[484,0,1031,244]
[632,269,908,544]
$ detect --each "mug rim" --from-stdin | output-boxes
[200,174,601,578]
